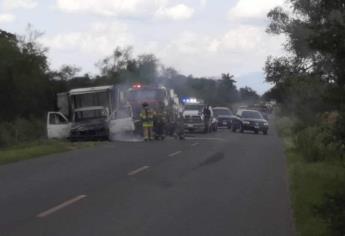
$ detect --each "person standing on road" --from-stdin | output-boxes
[203,105,211,133]
[175,108,185,140]
[154,102,166,140]
[140,102,155,141]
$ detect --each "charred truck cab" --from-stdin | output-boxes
[127,84,180,136]
[70,106,109,141]
[47,86,135,141]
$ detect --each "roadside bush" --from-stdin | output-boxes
[0,122,17,146]
[316,181,345,236]
[294,126,342,163]
[275,116,296,137]
[0,118,45,147]
[334,112,345,148]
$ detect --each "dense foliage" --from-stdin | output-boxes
[264,0,345,234]
[0,29,54,121]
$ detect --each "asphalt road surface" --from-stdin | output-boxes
[0,124,295,236]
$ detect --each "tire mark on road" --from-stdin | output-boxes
[195,152,225,169]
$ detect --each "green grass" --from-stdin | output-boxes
[286,144,345,236]
[0,140,98,165]
[276,117,345,236]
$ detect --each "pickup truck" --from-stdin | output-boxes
[183,103,218,133]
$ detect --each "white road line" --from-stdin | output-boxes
[191,142,199,147]
[168,151,182,157]
[128,166,150,176]
[37,195,87,218]
[185,137,226,142]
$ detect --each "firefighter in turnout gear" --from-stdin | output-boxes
[140,103,155,141]
[154,102,167,140]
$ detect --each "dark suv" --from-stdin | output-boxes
[232,109,269,135]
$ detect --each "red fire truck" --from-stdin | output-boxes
[127,84,181,136]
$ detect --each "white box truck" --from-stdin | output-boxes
[47,85,135,141]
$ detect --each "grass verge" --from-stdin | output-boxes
[0,140,98,166]
[278,118,345,236]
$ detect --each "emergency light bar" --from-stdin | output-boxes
[183,98,199,104]
[132,84,142,89]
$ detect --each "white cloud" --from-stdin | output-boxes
[2,0,38,10]
[200,0,207,8]
[228,0,284,21]
[155,4,194,20]
[0,13,15,24]
[42,23,284,79]
[40,22,133,56]
[150,26,284,78]
[56,0,168,17]
[212,26,273,52]
[163,31,211,54]
[143,26,284,94]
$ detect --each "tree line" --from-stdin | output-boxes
[0,28,260,145]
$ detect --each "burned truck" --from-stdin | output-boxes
[47,85,134,141]
[126,84,181,136]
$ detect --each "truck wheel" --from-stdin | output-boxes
[240,125,244,133]
[254,130,259,134]
[263,130,268,135]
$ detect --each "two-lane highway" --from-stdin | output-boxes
[0,125,295,236]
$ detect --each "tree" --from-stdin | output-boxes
[136,54,159,84]
[266,1,345,108]
[58,65,81,81]
[265,0,345,115]
[97,47,160,85]
[239,87,260,103]
[217,73,238,105]
[0,28,53,121]
[97,46,135,84]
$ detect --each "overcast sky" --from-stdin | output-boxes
[0,0,286,94]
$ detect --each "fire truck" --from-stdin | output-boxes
[126,84,181,135]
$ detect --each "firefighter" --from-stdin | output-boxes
[154,103,166,140]
[140,102,155,141]
[175,108,185,140]
[203,105,211,133]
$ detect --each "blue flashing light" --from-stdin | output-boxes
[183,98,199,104]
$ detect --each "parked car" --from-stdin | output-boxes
[213,107,235,129]
[232,109,269,135]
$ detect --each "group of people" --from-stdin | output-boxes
[139,102,185,141]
